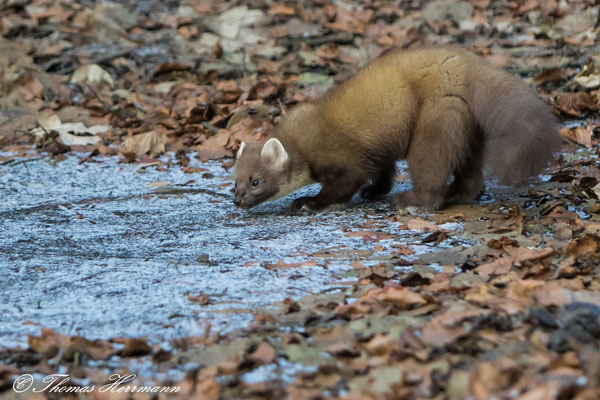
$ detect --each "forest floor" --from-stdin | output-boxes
[1,0,600,399]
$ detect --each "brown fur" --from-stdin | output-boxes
[234,47,560,211]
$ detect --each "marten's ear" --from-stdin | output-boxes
[236,142,246,159]
[261,138,288,167]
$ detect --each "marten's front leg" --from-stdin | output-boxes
[360,162,396,200]
[291,172,365,211]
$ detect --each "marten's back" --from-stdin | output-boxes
[314,48,482,157]
[275,47,558,183]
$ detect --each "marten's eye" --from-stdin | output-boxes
[252,179,260,187]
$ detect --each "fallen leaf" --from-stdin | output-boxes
[404,218,446,232]
[265,259,317,269]
[28,328,69,356]
[69,336,112,359]
[346,230,394,242]
[268,4,295,16]
[359,286,427,308]
[567,235,599,258]
[188,293,211,305]
[420,305,488,347]
[560,126,592,148]
[533,68,566,84]
[70,64,114,89]
[248,342,276,365]
[122,130,167,157]
[31,113,106,146]
[121,338,152,357]
[148,181,171,188]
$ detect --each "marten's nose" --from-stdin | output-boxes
[233,197,241,206]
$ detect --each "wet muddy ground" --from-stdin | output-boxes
[0,154,455,347]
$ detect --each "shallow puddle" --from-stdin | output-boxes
[0,154,453,347]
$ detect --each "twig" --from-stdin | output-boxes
[535,209,546,248]
[277,98,287,116]
[168,96,176,117]
[37,123,50,137]
[487,16,518,40]
[85,83,126,121]
[0,157,44,166]
[554,80,577,93]
[41,48,133,74]
[240,47,249,77]
[287,286,314,294]
[319,286,350,294]
[300,32,354,47]
[34,123,68,152]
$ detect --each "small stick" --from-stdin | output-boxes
[1,157,44,166]
[85,83,126,121]
[536,209,546,248]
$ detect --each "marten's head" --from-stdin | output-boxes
[233,138,292,209]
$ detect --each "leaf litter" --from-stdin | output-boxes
[1,0,600,398]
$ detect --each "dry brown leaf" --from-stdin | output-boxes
[69,336,113,359]
[360,286,427,307]
[391,244,415,255]
[148,181,171,188]
[346,230,394,242]
[122,130,167,157]
[365,333,398,355]
[70,64,114,89]
[28,328,70,356]
[228,117,270,145]
[533,67,566,84]
[504,246,555,266]
[316,43,340,60]
[189,293,211,305]
[475,246,553,276]
[121,338,152,357]
[248,342,276,365]
[560,126,593,148]
[404,218,446,232]
[194,130,233,161]
[268,4,295,16]
[567,234,599,258]
[474,257,513,276]
[420,307,488,347]
[554,92,599,116]
[265,259,317,269]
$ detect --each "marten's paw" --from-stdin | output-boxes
[291,196,318,212]
[323,203,347,212]
[391,191,445,211]
[292,197,346,212]
[390,191,417,208]
[360,184,387,200]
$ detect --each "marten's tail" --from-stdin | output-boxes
[470,66,561,185]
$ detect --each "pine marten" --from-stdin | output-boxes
[233,47,560,211]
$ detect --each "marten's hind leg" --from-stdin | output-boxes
[447,139,484,205]
[360,161,395,200]
[391,97,473,210]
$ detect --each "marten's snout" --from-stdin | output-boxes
[233,187,245,207]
